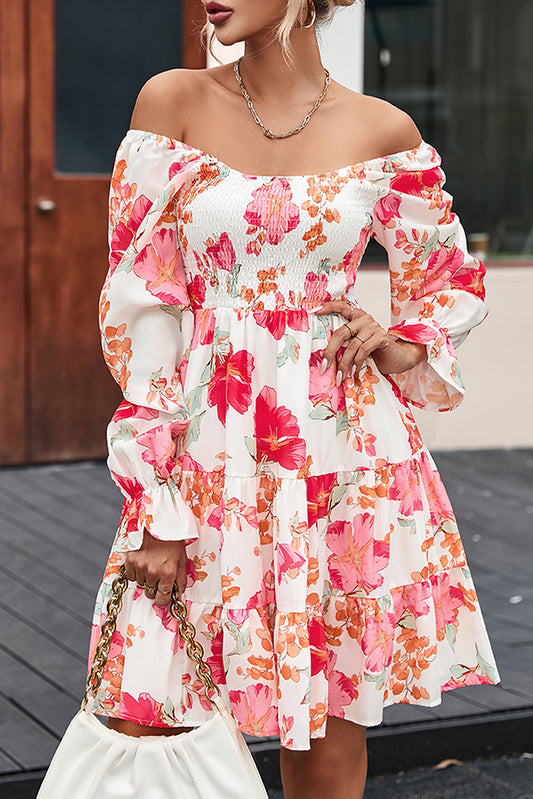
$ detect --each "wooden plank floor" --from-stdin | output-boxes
[0,450,531,775]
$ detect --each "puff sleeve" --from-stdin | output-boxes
[371,144,487,411]
[99,131,200,551]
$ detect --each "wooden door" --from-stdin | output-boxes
[0,0,27,464]
[25,0,205,463]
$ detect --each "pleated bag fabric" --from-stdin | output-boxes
[37,567,268,799]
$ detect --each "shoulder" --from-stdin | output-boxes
[339,87,422,159]
[130,69,207,139]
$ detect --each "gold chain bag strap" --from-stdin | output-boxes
[38,565,268,799]
[83,565,220,709]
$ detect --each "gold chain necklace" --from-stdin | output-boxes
[233,57,331,140]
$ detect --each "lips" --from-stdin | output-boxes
[205,1,233,23]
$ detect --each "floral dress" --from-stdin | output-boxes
[90,129,499,751]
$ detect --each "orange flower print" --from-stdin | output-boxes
[244,178,300,255]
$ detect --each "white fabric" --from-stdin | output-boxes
[37,700,268,799]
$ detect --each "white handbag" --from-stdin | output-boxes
[37,566,269,799]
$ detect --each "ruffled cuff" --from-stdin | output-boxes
[114,481,199,552]
[387,319,465,412]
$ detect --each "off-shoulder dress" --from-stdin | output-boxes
[90,129,499,750]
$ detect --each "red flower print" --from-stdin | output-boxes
[418,451,454,524]
[228,683,278,736]
[133,228,189,304]
[450,260,486,300]
[373,192,401,227]
[342,226,372,285]
[390,166,443,197]
[392,581,431,623]
[192,308,215,346]
[137,419,188,481]
[206,232,236,272]
[431,572,464,631]
[253,308,309,341]
[308,616,328,676]
[389,460,424,516]
[205,629,227,685]
[207,344,255,424]
[112,401,159,422]
[244,178,300,255]
[303,272,330,305]
[188,274,206,311]
[254,386,306,470]
[326,514,390,594]
[109,193,151,274]
[413,244,465,300]
[277,543,306,583]
[309,350,345,414]
[307,473,336,527]
[327,671,358,717]
[389,320,439,345]
[110,472,144,503]
[361,613,395,672]
[119,692,165,726]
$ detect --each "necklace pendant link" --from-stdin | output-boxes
[234,57,330,140]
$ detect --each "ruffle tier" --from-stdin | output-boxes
[90,449,500,750]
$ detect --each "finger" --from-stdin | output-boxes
[176,558,187,597]
[351,332,388,373]
[321,323,358,370]
[310,299,363,320]
[124,555,138,585]
[337,338,364,376]
[154,583,173,607]
[144,583,158,600]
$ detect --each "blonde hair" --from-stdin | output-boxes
[202,1,360,64]
[277,1,358,60]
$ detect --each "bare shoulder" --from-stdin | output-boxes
[130,68,206,140]
[337,86,422,159]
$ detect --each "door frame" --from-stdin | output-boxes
[0,0,27,464]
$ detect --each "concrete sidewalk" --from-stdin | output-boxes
[0,449,531,795]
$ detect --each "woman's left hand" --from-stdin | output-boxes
[312,300,427,384]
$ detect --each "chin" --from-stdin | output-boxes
[213,29,243,47]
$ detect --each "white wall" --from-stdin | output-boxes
[355,266,533,450]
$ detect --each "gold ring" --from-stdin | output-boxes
[145,586,157,595]
[355,335,365,343]
[343,323,355,337]
[158,588,172,595]
[137,583,146,589]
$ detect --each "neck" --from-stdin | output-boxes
[240,27,325,101]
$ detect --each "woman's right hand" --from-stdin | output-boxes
[124,531,188,607]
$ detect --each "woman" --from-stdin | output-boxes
[91,1,500,797]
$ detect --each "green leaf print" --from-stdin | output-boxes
[445,621,458,648]
[309,405,333,421]
[110,421,136,446]
[398,516,418,535]
[225,619,252,657]
[398,610,418,630]
[160,305,183,323]
[227,263,242,297]
[335,410,351,436]
[277,334,300,367]
[328,483,347,512]
[421,229,440,258]
[476,646,499,683]
[186,384,204,415]
[184,412,206,448]
[244,436,257,460]
[364,669,387,690]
